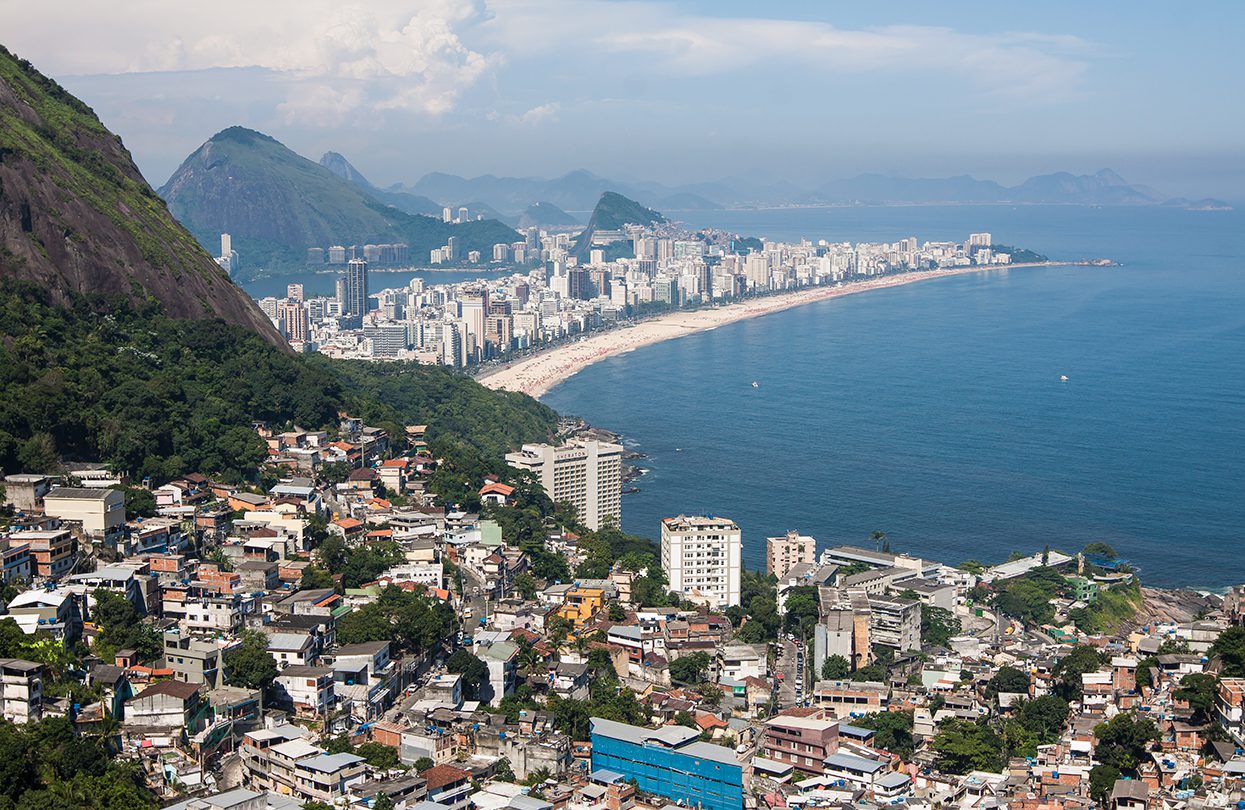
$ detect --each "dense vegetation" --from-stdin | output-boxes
[0,282,557,482]
[0,716,156,809]
[572,192,666,259]
[989,244,1048,263]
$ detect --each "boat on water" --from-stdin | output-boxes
[751,381,759,388]
[1060,375,1069,382]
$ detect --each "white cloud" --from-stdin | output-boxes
[4,0,495,117]
[516,102,559,126]
[483,0,1091,103]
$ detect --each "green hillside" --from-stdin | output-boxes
[159,127,520,276]
[0,47,282,342]
[572,191,667,259]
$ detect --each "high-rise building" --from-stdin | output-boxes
[505,439,623,531]
[443,207,453,223]
[279,301,308,344]
[344,258,369,316]
[660,515,742,609]
[767,530,817,578]
[446,236,460,260]
[286,284,304,303]
[458,206,469,223]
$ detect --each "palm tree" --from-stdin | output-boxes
[870,531,889,553]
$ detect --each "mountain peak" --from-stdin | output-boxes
[0,46,283,344]
[209,125,279,146]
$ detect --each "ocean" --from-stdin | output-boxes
[542,205,1245,588]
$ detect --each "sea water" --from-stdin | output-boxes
[543,205,1245,587]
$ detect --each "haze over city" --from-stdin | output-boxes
[6,0,1243,198]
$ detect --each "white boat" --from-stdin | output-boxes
[751,381,759,388]
[1060,375,1069,382]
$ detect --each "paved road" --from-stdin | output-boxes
[775,637,806,708]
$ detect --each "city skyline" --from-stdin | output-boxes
[5,1,1243,198]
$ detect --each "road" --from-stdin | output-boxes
[775,637,807,708]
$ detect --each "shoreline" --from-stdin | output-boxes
[478,261,1080,399]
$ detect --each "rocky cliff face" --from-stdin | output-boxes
[0,46,283,344]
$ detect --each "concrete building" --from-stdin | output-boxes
[763,712,840,775]
[661,515,742,609]
[505,440,622,531]
[0,659,42,723]
[43,487,125,548]
[867,594,922,652]
[590,717,743,810]
[1,474,51,511]
[767,530,816,578]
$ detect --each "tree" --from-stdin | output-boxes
[921,606,961,648]
[1211,626,1245,677]
[1093,712,1160,775]
[674,711,697,728]
[413,758,435,773]
[821,654,851,681]
[985,666,1031,700]
[607,603,627,622]
[494,758,516,783]
[931,719,1004,774]
[447,649,489,699]
[1053,645,1107,701]
[1082,542,1118,559]
[1175,673,1217,724]
[851,664,887,683]
[356,741,401,770]
[112,485,155,519]
[870,531,888,552]
[957,560,986,575]
[1088,764,1120,806]
[855,711,914,758]
[514,573,538,600]
[300,566,336,590]
[669,652,712,685]
[783,586,820,635]
[373,795,396,810]
[224,630,278,691]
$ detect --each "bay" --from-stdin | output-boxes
[543,205,1245,588]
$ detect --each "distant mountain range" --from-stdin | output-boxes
[383,167,1227,213]
[158,129,519,275]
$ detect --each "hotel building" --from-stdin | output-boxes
[661,515,742,609]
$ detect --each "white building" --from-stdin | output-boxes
[660,515,742,609]
[767,530,816,578]
[504,439,622,531]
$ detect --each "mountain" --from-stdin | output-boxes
[319,151,443,217]
[0,46,558,482]
[516,201,580,230]
[815,169,1158,205]
[1010,169,1158,204]
[572,192,667,259]
[0,46,282,342]
[159,129,520,274]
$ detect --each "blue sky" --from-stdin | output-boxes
[6,1,1243,197]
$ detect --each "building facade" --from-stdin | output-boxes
[590,717,743,810]
[505,440,622,531]
[661,515,742,609]
[766,531,816,578]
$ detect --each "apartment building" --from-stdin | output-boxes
[762,712,841,775]
[18,528,75,579]
[0,659,42,723]
[661,515,742,609]
[767,530,817,578]
[505,439,622,530]
[43,487,126,547]
[591,717,744,810]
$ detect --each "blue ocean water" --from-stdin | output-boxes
[542,205,1245,588]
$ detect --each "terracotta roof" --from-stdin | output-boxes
[422,764,470,790]
[479,482,515,497]
[334,518,364,530]
[381,458,409,468]
[134,679,201,701]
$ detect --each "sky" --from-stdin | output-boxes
[5,1,1243,198]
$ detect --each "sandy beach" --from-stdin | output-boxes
[478,261,1069,399]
